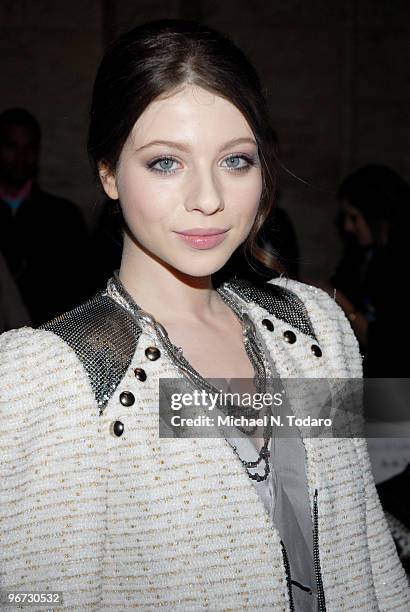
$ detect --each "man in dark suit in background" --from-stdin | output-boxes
[0,107,91,327]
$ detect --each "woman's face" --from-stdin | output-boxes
[340,199,373,247]
[99,84,263,278]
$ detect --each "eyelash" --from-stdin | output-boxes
[146,153,257,176]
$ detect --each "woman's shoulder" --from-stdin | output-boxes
[266,273,331,301]
[224,273,354,334]
[268,275,363,376]
[267,275,359,334]
[0,325,90,400]
[224,274,363,377]
[222,274,319,339]
[0,287,142,412]
[0,325,62,365]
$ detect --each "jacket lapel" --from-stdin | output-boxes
[102,325,292,608]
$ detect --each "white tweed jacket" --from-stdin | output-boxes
[1,273,409,611]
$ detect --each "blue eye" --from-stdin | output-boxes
[148,156,179,174]
[222,154,255,172]
[147,153,256,176]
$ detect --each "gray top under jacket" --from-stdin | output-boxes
[227,349,319,611]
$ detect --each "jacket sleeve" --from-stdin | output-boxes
[352,435,410,609]
[0,326,103,605]
[313,284,410,609]
[269,277,410,608]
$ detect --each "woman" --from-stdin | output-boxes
[1,19,408,611]
[328,164,410,377]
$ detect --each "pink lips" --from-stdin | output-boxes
[175,228,229,250]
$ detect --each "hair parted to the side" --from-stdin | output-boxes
[87,18,285,278]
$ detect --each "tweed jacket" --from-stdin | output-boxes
[1,273,409,611]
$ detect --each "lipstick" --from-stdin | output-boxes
[174,228,229,250]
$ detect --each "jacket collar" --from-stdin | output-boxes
[39,270,322,412]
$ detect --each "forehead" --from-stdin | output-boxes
[129,84,254,147]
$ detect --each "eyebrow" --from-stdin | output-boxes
[135,137,258,153]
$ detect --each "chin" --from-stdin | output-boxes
[166,254,232,278]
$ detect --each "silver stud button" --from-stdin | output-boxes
[283,330,296,344]
[120,391,135,406]
[145,346,161,360]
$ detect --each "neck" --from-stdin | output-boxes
[118,233,227,325]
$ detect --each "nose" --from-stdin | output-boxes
[184,164,224,214]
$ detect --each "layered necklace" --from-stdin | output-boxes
[107,273,273,482]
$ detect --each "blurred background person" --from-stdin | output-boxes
[306,164,410,577]
[0,107,91,326]
[316,164,410,377]
[0,248,31,332]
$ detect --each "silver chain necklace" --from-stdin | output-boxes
[106,275,273,481]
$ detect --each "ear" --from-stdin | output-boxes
[98,162,119,200]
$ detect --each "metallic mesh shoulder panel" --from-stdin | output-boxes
[223,276,319,342]
[37,290,142,413]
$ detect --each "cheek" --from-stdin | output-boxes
[229,175,262,218]
[117,168,174,226]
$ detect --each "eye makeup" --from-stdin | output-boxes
[146,153,259,176]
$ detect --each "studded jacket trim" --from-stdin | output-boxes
[37,272,318,411]
[38,289,142,409]
[223,275,319,343]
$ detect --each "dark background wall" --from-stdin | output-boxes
[1,0,408,280]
